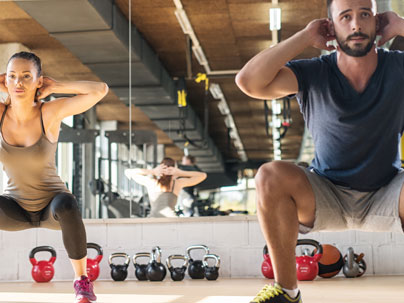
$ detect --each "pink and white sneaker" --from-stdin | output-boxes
[74,275,97,303]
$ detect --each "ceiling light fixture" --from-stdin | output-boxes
[269,7,282,31]
[175,9,193,34]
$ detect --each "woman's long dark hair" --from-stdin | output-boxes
[4,51,42,105]
[157,157,176,190]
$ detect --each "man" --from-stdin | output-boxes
[236,0,404,302]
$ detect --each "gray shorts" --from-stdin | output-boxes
[299,168,404,234]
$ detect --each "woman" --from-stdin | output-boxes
[0,51,108,303]
[125,157,207,217]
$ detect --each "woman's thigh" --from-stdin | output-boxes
[0,195,34,231]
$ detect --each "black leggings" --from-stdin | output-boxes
[0,193,87,260]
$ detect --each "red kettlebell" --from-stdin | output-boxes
[261,245,274,279]
[29,246,57,283]
[86,243,103,281]
[296,239,323,281]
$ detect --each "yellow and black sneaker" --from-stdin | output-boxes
[250,283,302,303]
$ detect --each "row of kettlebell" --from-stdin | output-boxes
[112,245,221,282]
[261,239,366,281]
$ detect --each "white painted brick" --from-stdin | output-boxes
[53,249,74,280]
[106,224,142,249]
[373,244,394,275]
[3,229,37,250]
[212,221,248,247]
[248,221,265,247]
[142,223,179,247]
[0,247,22,281]
[298,232,322,242]
[37,228,64,249]
[389,245,404,274]
[18,250,33,281]
[85,224,108,247]
[392,232,404,244]
[356,231,392,245]
[319,230,356,245]
[176,222,213,246]
[231,247,262,278]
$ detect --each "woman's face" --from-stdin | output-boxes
[5,58,42,100]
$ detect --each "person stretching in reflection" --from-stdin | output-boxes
[125,157,207,217]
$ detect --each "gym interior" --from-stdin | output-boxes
[0,0,403,302]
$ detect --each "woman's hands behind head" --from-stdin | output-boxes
[36,77,57,100]
[0,74,8,94]
[154,164,178,177]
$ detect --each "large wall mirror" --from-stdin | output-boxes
[13,1,404,220]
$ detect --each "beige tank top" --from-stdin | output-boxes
[0,103,70,211]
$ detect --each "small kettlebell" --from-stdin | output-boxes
[295,239,323,281]
[166,254,189,281]
[146,247,167,281]
[109,253,130,281]
[343,247,366,278]
[86,243,103,282]
[261,245,274,279]
[133,252,151,281]
[187,245,210,279]
[203,254,221,281]
[29,246,57,283]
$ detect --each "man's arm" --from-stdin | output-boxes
[235,19,335,100]
[377,12,404,46]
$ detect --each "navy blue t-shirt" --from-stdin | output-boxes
[286,49,404,191]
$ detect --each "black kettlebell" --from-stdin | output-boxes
[145,247,167,281]
[187,245,210,279]
[109,253,130,281]
[133,252,151,281]
[203,254,221,281]
[166,254,189,281]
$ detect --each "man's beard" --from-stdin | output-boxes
[336,32,376,57]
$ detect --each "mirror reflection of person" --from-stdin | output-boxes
[0,51,108,303]
[177,155,203,216]
[125,157,207,218]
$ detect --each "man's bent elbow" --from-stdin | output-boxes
[235,72,262,98]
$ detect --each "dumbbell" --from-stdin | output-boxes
[109,253,130,281]
[29,246,57,283]
[186,245,210,279]
[166,254,189,281]
[133,252,151,281]
[203,254,221,280]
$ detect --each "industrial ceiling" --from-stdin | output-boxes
[2,0,404,177]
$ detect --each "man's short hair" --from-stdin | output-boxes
[327,0,377,20]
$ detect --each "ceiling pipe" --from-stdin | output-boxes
[173,0,247,161]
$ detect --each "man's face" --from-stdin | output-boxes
[330,0,377,57]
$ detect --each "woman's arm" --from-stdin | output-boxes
[168,167,207,189]
[38,77,109,120]
[124,168,157,187]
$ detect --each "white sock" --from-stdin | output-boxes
[282,287,299,299]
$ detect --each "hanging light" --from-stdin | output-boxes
[269,7,282,31]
